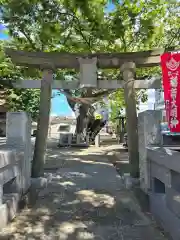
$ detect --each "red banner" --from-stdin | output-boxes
[161,52,180,132]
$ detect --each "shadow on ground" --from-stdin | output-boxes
[0,145,167,240]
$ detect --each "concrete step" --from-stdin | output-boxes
[0,193,20,230]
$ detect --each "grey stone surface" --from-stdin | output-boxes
[0,146,167,239]
[76,134,81,144]
[0,185,2,205]
[0,149,23,191]
[121,174,139,190]
[150,193,180,240]
[3,193,20,220]
[0,148,23,227]
[95,134,100,147]
[31,173,52,190]
[86,133,90,146]
[78,57,97,88]
[59,133,73,146]
[0,203,8,230]
[0,164,20,186]
[138,110,162,193]
[0,148,18,168]
[6,112,32,194]
[151,161,171,188]
[6,112,29,147]
[0,193,20,230]
[0,112,33,231]
[166,187,180,219]
[147,146,180,174]
[147,146,180,240]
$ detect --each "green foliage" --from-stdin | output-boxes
[0,41,21,78]
[108,89,125,122]
[108,0,180,51]
[0,41,40,119]
[0,0,179,119]
[7,88,40,120]
[106,88,148,122]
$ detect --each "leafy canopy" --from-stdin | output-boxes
[0,0,179,118]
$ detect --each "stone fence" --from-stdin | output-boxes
[0,112,32,229]
[0,112,51,230]
[138,110,180,240]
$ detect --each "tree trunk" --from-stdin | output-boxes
[31,69,53,178]
[76,104,89,138]
[64,89,107,141]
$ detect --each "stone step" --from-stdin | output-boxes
[0,193,20,230]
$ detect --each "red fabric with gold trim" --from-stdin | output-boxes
[161,52,180,132]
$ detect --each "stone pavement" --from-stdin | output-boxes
[0,145,168,240]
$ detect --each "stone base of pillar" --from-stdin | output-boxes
[122,173,139,189]
[95,134,100,147]
[76,134,81,144]
[86,133,90,146]
[118,132,124,143]
[29,173,52,205]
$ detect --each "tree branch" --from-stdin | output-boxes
[63,89,76,110]
[55,8,93,52]
[91,89,114,98]
[18,26,39,51]
[61,23,74,46]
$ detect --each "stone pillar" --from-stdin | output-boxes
[95,134,100,147]
[119,117,125,143]
[6,112,32,193]
[68,133,73,146]
[86,133,90,146]
[32,68,53,177]
[121,62,139,178]
[138,110,162,193]
[76,134,81,145]
[0,185,2,205]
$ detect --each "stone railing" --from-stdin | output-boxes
[0,112,52,230]
[147,147,180,240]
[0,148,24,228]
[138,110,180,240]
[0,112,32,229]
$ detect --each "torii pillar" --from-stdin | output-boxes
[121,62,139,178]
[31,67,53,177]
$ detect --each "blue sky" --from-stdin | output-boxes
[105,2,115,12]
[51,90,74,117]
[0,22,74,116]
[0,25,9,40]
[0,2,155,117]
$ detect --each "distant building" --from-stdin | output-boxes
[48,116,76,139]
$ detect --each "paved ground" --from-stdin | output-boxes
[0,144,168,239]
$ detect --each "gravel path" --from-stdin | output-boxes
[0,145,168,239]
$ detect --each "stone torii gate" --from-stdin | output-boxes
[5,48,168,178]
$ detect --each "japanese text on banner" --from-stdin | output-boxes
[161,52,180,132]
